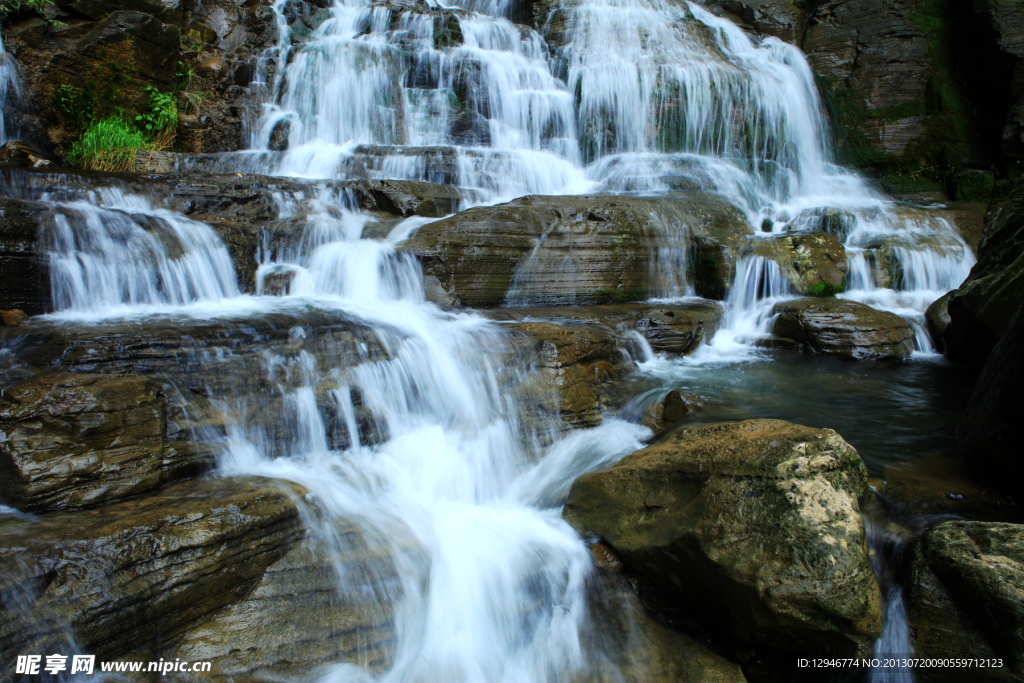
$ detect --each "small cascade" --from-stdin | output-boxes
[43,188,240,315]
[0,31,25,144]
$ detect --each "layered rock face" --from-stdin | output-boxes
[0,373,172,511]
[0,476,306,660]
[906,521,1024,682]
[771,298,916,360]
[563,419,883,656]
[398,193,754,307]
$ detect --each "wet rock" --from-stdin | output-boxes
[0,309,29,326]
[936,202,987,256]
[0,141,53,168]
[743,232,848,294]
[0,196,51,315]
[563,419,883,655]
[399,194,752,307]
[578,572,747,683]
[642,390,712,432]
[169,523,400,680]
[702,0,804,43]
[0,373,177,512]
[268,119,291,152]
[507,322,633,429]
[487,302,724,356]
[906,521,1024,682]
[0,476,306,661]
[925,291,953,350]
[957,304,1024,498]
[944,177,1024,369]
[771,298,916,360]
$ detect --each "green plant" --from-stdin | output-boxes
[135,86,177,134]
[53,83,97,131]
[805,280,845,297]
[67,117,150,172]
[0,0,53,17]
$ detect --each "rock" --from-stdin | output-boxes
[925,291,953,350]
[771,298,916,360]
[487,302,724,356]
[0,196,51,315]
[700,0,804,43]
[0,309,28,326]
[906,521,1024,681]
[957,304,1024,498]
[169,523,399,680]
[563,419,883,655]
[949,170,996,204]
[268,119,290,152]
[194,52,225,78]
[642,390,712,432]
[944,177,1024,369]
[0,476,305,661]
[0,141,53,168]
[0,373,191,512]
[936,202,987,256]
[506,322,633,429]
[399,194,753,307]
[743,232,848,294]
[578,572,747,683]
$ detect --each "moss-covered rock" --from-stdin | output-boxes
[563,419,882,656]
[743,232,848,295]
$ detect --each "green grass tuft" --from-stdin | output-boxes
[67,117,151,172]
[805,280,845,298]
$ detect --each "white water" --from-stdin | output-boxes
[0,32,25,144]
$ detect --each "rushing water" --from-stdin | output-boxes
[0,0,991,678]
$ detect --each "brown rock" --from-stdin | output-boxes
[743,232,848,294]
[771,298,916,360]
[0,373,175,512]
[642,389,711,431]
[0,309,29,326]
[563,419,883,655]
[0,476,305,661]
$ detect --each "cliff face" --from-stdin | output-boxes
[0,0,324,156]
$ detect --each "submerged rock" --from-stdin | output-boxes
[642,390,712,432]
[563,419,882,655]
[771,298,916,360]
[944,177,1024,369]
[399,194,752,307]
[957,304,1024,498]
[0,476,305,661]
[906,521,1024,682]
[0,373,174,512]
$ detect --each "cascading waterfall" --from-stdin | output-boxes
[0,31,25,144]
[0,0,989,676]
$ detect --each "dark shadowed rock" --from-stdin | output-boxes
[771,298,916,360]
[563,419,882,655]
[0,476,305,661]
[944,178,1024,369]
[0,197,51,315]
[957,304,1024,498]
[906,521,1024,682]
[577,572,747,683]
[0,373,172,512]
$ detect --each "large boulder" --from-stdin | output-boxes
[563,419,883,655]
[944,177,1024,369]
[0,373,190,512]
[0,476,305,661]
[906,521,1024,682]
[771,298,916,360]
[398,194,753,307]
[957,304,1024,497]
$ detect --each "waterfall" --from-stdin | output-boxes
[0,31,25,144]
